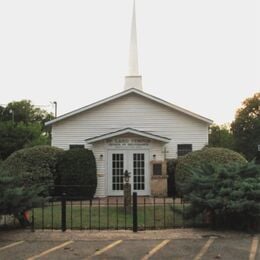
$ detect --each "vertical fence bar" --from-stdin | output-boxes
[98,198,101,231]
[144,197,146,230]
[153,197,156,229]
[107,197,109,229]
[41,202,44,230]
[61,193,66,232]
[124,200,127,230]
[80,200,82,230]
[163,197,166,229]
[51,201,54,230]
[182,197,184,228]
[71,200,73,229]
[183,202,185,228]
[116,198,119,230]
[133,192,138,232]
[31,208,35,232]
[172,197,175,228]
[89,200,92,230]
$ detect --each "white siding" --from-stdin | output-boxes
[92,142,106,197]
[52,93,209,158]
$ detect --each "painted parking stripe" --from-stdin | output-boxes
[27,240,74,260]
[141,240,170,260]
[0,241,24,252]
[193,237,216,260]
[249,236,259,260]
[87,240,122,258]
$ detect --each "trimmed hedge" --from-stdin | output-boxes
[2,145,63,194]
[56,149,97,198]
[175,147,247,194]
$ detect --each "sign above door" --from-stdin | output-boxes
[106,138,151,147]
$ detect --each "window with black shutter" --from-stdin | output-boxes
[177,144,192,157]
[69,145,85,149]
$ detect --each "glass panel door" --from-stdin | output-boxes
[112,153,124,191]
[133,153,145,191]
[108,150,149,196]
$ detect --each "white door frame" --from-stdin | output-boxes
[107,149,150,196]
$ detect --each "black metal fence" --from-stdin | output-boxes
[0,186,208,232]
[27,194,206,232]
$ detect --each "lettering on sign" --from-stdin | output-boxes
[106,138,151,147]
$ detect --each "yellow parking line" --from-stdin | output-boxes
[141,240,170,260]
[87,240,122,258]
[0,241,24,251]
[193,237,216,260]
[249,236,259,260]
[27,240,74,260]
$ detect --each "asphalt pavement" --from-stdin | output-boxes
[0,230,259,260]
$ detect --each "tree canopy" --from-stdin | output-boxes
[209,124,234,149]
[0,100,53,160]
[0,100,52,125]
[231,92,260,160]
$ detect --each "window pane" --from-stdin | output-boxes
[177,144,192,157]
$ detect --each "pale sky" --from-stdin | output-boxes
[0,0,259,124]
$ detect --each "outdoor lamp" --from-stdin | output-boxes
[124,170,130,183]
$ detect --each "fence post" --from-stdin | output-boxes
[61,193,66,232]
[31,208,35,232]
[133,192,138,232]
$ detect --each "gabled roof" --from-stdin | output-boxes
[45,88,213,126]
[85,128,170,144]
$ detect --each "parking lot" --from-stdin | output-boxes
[0,230,259,259]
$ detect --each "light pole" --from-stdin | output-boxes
[9,109,14,123]
[52,101,57,118]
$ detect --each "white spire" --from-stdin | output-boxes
[124,0,143,91]
[129,0,139,75]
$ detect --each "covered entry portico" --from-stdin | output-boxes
[86,128,170,197]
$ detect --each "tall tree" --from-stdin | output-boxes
[209,124,234,149]
[0,100,53,160]
[231,92,260,160]
[0,100,52,126]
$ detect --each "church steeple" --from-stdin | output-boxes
[124,0,143,91]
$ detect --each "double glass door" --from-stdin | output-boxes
[108,150,149,196]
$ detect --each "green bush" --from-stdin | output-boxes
[178,162,260,231]
[175,147,247,194]
[56,149,97,198]
[0,167,45,217]
[2,145,63,195]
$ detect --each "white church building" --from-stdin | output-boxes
[46,1,213,197]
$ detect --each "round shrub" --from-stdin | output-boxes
[2,145,63,194]
[175,147,247,193]
[56,149,97,198]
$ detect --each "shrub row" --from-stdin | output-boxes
[1,145,97,199]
